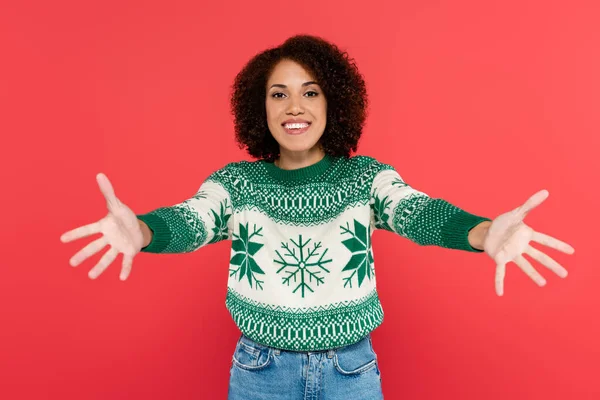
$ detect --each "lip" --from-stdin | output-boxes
[282,119,311,125]
[281,119,312,135]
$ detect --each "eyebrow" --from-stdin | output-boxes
[269,81,319,89]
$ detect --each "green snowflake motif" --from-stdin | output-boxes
[373,178,409,230]
[207,199,231,244]
[274,235,333,298]
[340,220,375,288]
[229,223,265,290]
[373,194,393,230]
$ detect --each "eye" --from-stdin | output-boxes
[272,92,286,99]
[305,91,319,97]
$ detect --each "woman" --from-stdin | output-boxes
[60,35,574,399]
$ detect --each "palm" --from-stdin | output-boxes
[483,190,575,296]
[60,173,144,281]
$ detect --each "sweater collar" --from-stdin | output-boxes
[262,154,334,182]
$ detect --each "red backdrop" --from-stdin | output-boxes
[1,0,598,398]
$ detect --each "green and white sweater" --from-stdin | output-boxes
[137,155,490,351]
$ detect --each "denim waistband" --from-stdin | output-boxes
[238,332,371,358]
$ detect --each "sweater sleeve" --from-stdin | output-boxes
[370,165,491,252]
[135,169,233,254]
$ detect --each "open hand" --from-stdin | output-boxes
[60,173,144,281]
[483,190,575,296]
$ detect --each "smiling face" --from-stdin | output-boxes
[265,59,327,158]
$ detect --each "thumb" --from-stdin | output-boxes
[96,173,120,209]
[516,189,549,219]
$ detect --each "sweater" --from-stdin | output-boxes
[136,154,491,351]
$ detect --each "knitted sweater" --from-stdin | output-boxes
[136,154,490,351]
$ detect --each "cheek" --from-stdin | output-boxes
[266,102,282,119]
[319,100,327,120]
[265,107,277,127]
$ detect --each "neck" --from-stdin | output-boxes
[276,147,326,170]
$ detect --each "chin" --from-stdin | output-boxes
[278,139,321,153]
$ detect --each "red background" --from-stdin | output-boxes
[1,0,598,398]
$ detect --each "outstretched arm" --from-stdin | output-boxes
[370,166,574,296]
[136,171,233,254]
[371,166,491,252]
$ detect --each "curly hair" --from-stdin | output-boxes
[230,35,368,161]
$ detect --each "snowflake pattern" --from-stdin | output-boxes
[229,223,265,290]
[274,235,333,298]
[207,199,231,244]
[373,194,393,230]
[373,178,408,230]
[340,219,375,288]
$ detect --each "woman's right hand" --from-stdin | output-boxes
[60,173,144,281]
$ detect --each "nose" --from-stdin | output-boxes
[286,95,304,115]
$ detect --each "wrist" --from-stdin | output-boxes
[138,219,153,248]
[468,220,492,251]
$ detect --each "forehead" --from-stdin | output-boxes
[267,59,316,84]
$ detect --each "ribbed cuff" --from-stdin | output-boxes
[441,210,492,252]
[136,213,172,253]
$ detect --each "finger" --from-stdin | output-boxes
[495,263,506,296]
[517,190,549,218]
[120,255,133,281]
[514,255,546,287]
[531,231,575,254]
[69,237,107,267]
[88,247,119,280]
[60,221,101,243]
[525,245,568,278]
[96,173,120,209]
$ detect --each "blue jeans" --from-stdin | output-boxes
[227,333,384,400]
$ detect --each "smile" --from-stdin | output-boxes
[283,122,311,135]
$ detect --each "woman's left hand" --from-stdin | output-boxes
[482,190,575,296]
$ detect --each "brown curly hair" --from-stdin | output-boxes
[230,35,368,162]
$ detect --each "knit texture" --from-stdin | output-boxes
[136,155,491,351]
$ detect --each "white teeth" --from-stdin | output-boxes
[285,123,309,129]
